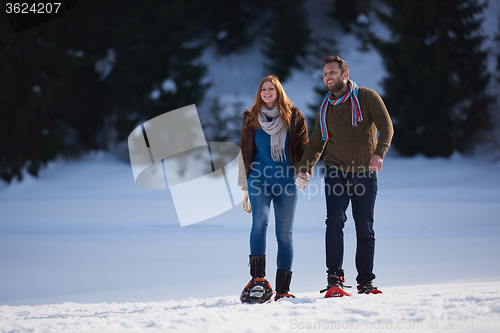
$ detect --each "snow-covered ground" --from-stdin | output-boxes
[1,282,500,333]
[1,1,500,332]
[1,152,500,332]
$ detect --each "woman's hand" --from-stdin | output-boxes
[241,189,252,214]
[295,172,310,190]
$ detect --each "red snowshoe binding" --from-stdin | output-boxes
[321,273,352,298]
[357,281,382,295]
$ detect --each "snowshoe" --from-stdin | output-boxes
[320,273,351,298]
[357,281,382,295]
[240,278,273,304]
[323,286,352,298]
[274,293,296,301]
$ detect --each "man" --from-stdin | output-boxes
[296,55,393,296]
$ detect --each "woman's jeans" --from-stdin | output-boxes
[324,168,377,284]
[248,178,298,272]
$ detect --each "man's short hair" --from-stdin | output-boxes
[323,56,349,74]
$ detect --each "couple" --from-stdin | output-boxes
[238,56,394,303]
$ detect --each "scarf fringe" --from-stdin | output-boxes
[271,144,286,162]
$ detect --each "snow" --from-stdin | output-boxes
[32,85,42,97]
[94,48,117,82]
[216,30,228,40]
[149,89,161,101]
[1,1,500,332]
[1,283,500,332]
[357,14,369,25]
[162,78,177,94]
[1,151,499,332]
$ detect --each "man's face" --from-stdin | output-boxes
[323,62,348,93]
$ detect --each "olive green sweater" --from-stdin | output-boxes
[297,87,393,174]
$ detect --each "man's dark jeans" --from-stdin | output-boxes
[324,167,377,285]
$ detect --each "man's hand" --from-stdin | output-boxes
[295,172,311,190]
[369,155,383,172]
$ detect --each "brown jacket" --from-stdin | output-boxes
[297,87,393,174]
[238,107,309,190]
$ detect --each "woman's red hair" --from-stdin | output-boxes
[246,75,294,129]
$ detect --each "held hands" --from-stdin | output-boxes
[244,157,380,202]
[369,154,383,172]
[295,172,311,190]
[241,189,252,214]
[295,156,382,191]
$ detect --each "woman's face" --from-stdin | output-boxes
[261,81,277,108]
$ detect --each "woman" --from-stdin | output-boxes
[238,75,309,303]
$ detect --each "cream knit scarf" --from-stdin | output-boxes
[258,106,287,162]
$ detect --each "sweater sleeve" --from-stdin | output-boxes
[366,90,393,159]
[296,111,327,174]
[237,151,247,190]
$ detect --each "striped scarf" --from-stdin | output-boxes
[319,80,362,141]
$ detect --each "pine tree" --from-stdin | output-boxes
[0,3,110,181]
[104,0,208,140]
[306,38,339,134]
[197,0,266,55]
[202,97,242,145]
[262,0,311,82]
[497,17,500,86]
[0,0,209,182]
[330,0,371,33]
[371,0,491,157]
[493,17,500,155]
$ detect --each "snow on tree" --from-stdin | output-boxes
[370,0,492,157]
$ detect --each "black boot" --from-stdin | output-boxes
[240,255,273,304]
[274,269,295,301]
[327,272,345,289]
[320,272,351,297]
[249,255,266,278]
[357,280,382,294]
